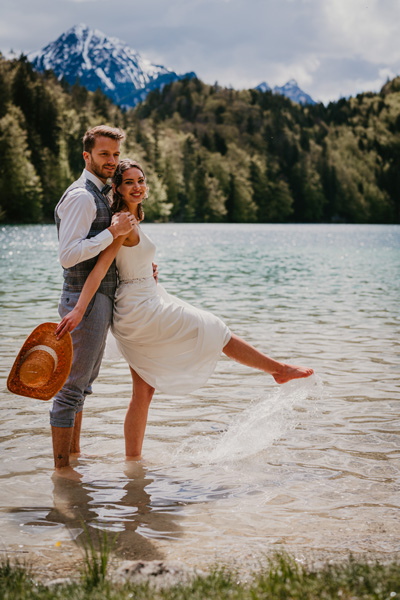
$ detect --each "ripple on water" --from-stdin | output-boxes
[0,223,399,566]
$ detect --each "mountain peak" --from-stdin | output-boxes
[28,24,195,107]
[255,81,271,93]
[255,79,316,105]
[72,23,89,34]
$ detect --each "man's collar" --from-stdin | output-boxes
[83,169,108,192]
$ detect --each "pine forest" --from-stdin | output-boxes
[0,55,399,224]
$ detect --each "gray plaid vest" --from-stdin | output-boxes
[55,175,117,298]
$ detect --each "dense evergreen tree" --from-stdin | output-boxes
[0,56,399,224]
[163,158,180,218]
[193,159,209,221]
[0,106,43,221]
[181,136,197,221]
[0,56,12,119]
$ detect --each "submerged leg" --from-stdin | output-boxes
[70,410,83,456]
[51,425,81,481]
[125,368,155,459]
[223,333,313,383]
[51,425,73,468]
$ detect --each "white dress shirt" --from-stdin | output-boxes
[56,169,113,269]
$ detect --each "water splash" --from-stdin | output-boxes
[174,375,322,466]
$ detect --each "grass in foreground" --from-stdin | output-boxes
[0,553,399,599]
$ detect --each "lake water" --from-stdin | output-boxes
[0,223,399,576]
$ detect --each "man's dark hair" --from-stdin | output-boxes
[83,125,125,153]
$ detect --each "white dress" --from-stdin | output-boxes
[111,226,231,394]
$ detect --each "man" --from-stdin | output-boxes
[51,125,135,477]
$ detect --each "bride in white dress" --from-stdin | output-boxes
[56,159,313,459]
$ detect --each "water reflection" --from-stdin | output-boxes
[16,462,183,561]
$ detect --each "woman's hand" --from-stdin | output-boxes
[152,262,158,284]
[55,306,84,339]
[109,212,137,239]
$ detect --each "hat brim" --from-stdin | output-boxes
[7,323,73,401]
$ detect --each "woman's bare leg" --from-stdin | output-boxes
[125,368,155,459]
[223,333,313,384]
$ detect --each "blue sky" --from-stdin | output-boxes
[1,0,399,104]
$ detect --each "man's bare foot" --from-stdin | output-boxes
[52,466,82,482]
[272,364,314,384]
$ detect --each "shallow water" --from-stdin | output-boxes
[0,223,399,571]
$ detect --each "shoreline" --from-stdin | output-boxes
[4,540,400,585]
[3,553,400,600]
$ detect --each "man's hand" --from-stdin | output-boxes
[152,262,158,283]
[109,212,137,238]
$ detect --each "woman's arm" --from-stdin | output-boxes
[55,235,126,339]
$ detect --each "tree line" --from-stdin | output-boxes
[0,54,399,224]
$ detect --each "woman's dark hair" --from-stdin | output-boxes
[111,158,147,221]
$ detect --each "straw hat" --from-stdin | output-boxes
[7,323,73,401]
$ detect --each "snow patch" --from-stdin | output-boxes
[81,28,93,70]
[95,67,115,90]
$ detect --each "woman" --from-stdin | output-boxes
[56,159,313,459]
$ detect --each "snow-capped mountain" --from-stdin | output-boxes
[28,24,196,107]
[255,79,316,105]
[256,82,271,93]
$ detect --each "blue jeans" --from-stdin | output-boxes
[49,291,113,428]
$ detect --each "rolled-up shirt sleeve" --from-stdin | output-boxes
[57,187,113,268]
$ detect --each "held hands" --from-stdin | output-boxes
[55,306,84,339]
[109,212,138,238]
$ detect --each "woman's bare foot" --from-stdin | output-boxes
[272,364,314,384]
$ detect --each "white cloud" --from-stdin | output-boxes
[321,0,400,63]
[270,57,321,89]
[379,66,396,81]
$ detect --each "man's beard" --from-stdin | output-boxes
[88,156,115,180]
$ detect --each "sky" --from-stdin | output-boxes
[1,0,399,104]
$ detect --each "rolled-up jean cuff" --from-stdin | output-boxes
[49,415,76,428]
